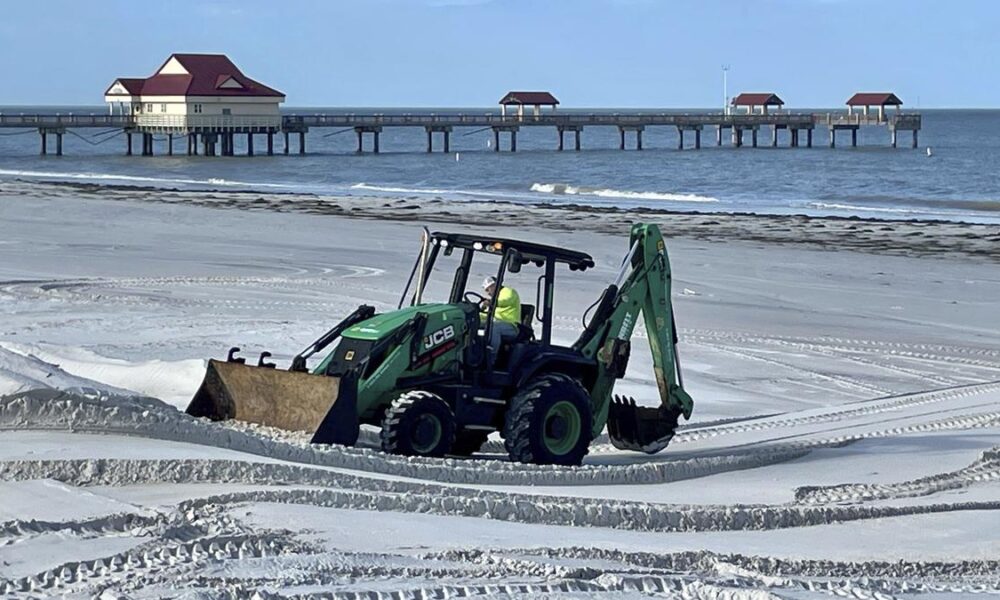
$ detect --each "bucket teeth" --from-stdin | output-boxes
[607,395,680,454]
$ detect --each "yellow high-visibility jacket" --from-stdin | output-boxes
[481,286,521,325]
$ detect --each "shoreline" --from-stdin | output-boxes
[4,179,999,262]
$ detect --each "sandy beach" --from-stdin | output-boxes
[5,179,1000,262]
[1,182,998,596]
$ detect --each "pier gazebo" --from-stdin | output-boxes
[499,91,559,119]
[731,93,784,115]
[846,93,902,121]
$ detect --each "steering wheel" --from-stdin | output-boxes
[464,291,487,304]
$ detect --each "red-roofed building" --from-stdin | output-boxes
[731,93,784,115]
[104,54,285,130]
[846,92,902,120]
[499,91,559,119]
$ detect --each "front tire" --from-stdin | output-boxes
[503,373,592,466]
[380,391,455,457]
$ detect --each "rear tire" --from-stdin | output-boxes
[380,391,455,457]
[450,431,490,456]
[503,373,592,466]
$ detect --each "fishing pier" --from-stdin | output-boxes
[0,109,923,157]
[0,54,922,157]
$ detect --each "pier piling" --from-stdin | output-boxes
[354,127,382,153]
[556,126,581,151]
[4,108,922,158]
[491,126,518,151]
[618,126,643,150]
[425,127,452,152]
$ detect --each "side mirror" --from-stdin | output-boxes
[508,249,523,273]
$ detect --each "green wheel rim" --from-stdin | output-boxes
[411,413,442,454]
[543,401,581,456]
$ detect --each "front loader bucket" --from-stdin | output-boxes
[606,395,681,454]
[186,359,359,446]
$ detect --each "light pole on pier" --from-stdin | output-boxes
[722,65,730,115]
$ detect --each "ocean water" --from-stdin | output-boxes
[1,106,999,223]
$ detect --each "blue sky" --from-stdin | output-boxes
[1,0,995,108]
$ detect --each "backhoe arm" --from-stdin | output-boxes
[578,223,693,453]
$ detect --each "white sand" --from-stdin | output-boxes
[0,184,998,598]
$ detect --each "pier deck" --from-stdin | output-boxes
[0,110,921,155]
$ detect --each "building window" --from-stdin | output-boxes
[193,104,203,114]
[222,108,232,116]
[144,103,152,112]
[160,104,167,113]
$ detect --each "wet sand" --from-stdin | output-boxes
[4,180,999,262]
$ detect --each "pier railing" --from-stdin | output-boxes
[0,110,919,132]
[0,113,130,128]
[0,113,282,130]
[282,112,820,128]
[133,114,283,130]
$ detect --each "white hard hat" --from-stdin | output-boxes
[482,276,497,290]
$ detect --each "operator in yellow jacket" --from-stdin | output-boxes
[481,276,521,359]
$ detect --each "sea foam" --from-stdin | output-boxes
[530,182,719,203]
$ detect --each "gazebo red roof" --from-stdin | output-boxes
[499,91,560,106]
[105,54,284,98]
[105,78,145,95]
[847,92,902,106]
[731,93,784,106]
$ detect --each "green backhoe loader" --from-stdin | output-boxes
[186,222,693,465]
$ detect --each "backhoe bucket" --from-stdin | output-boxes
[186,359,359,446]
[606,395,681,454]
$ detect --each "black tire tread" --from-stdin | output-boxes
[503,373,592,466]
[380,390,455,457]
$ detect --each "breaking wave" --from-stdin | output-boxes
[351,183,509,199]
[350,182,460,196]
[530,183,719,203]
[0,169,291,189]
[808,202,924,215]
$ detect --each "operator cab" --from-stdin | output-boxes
[398,229,595,373]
